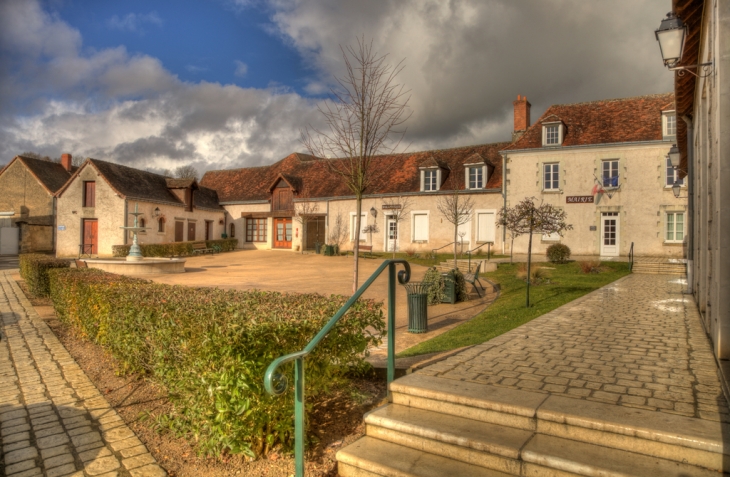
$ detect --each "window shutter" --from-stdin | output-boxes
[420,170,424,191]
[413,214,428,241]
[477,212,495,242]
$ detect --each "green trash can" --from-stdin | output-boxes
[441,271,456,304]
[403,282,430,333]
[323,245,333,256]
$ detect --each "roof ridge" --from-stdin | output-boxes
[550,92,674,108]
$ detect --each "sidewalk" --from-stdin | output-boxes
[0,270,167,477]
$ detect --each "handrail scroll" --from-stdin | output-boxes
[264,259,411,476]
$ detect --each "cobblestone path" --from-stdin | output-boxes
[0,270,167,477]
[417,273,728,422]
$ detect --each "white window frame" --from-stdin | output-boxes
[420,168,441,192]
[465,165,486,189]
[665,157,685,188]
[665,212,685,243]
[662,112,677,139]
[601,159,620,189]
[542,231,561,242]
[349,212,367,242]
[542,122,564,146]
[411,210,430,242]
[543,163,560,191]
[474,209,496,243]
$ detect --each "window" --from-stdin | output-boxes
[246,218,266,242]
[423,169,438,191]
[230,223,235,238]
[83,181,95,207]
[542,231,561,241]
[412,212,429,242]
[542,123,563,146]
[602,160,619,188]
[543,163,560,190]
[665,157,684,187]
[350,213,366,241]
[666,212,684,243]
[468,167,483,189]
[157,217,165,233]
[663,113,677,138]
[139,217,146,234]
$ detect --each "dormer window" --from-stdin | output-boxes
[421,169,440,192]
[542,122,564,146]
[464,165,487,189]
[663,112,676,139]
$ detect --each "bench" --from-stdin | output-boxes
[347,245,374,258]
[74,259,88,269]
[192,242,216,255]
[463,261,486,297]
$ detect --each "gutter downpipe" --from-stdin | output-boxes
[502,153,507,255]
[682,115,694,295]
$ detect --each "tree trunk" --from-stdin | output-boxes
[353,198,362,293]
[526,216,533,308]
[510,235,515,263]
[453,223,458,270]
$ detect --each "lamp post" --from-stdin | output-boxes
[655,12,713,77]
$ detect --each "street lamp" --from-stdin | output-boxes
[370,206,377,219]
[672,181,682,199]
[655,12,713,77]
[153,207,161,218]
[667,144,681,168]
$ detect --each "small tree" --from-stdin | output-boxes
[327,212,348,252]
[175,165,199,181]
[380,196,412,258]
[294,197,320,254]
[436,174,474,270]
[500,197,572,307]
[499,206,523,264]
[302,37,411,293]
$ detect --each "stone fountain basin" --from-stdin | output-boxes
[81,258,186,275]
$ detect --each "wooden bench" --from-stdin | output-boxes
[192,242,216,255]
[463,261,485,297]
[347,245,374,258]
[74,259,88,269]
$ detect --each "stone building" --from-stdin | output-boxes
[0,154,75,254]
[501,93,685,258]
[55,158,225,257]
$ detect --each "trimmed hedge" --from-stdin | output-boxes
[48,268,385,457]
[546,243,571,263]
[112,238,238,257]
[19,254,70,297]
[422,267,469,304]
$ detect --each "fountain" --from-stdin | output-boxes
[80,203,186,275]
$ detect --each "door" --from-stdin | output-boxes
[175,221,184,242]
[82,219,98,255]
[273,218,292,249]
[0,227,20,255]
[187,221,196,241]
[205,221,213,241]
[385,217,399,252]
[600,213,619,256]
[305,217,325,250]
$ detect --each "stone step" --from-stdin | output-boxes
[337,436,513,477]
[388,374,730,471]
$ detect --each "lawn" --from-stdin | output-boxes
[397,261,631,357]
[361,251,508,268]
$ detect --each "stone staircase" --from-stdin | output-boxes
[337,374,728,476]
[433,259,496,274]
[632,259,686,275]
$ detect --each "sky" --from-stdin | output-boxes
[0,0,674,176]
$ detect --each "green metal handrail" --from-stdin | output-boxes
[264,259,411,476]
[465,242,493,272]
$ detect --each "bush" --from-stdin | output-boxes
[579,260,602,274]
[517,263,550,285]
[453,269,469,302]
[19,254,70,297]
[47,268,384,458]
[423,267,445,305]
[404,248,416,257]
[546,243,571,263]
[112,238,238,257]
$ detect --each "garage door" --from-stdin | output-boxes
[0,227,20,255]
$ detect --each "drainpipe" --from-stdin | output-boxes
[123,200,128,245]
[682,115,694,294]
[502,153,508,255]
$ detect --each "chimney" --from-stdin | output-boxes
[60,153,72,172]
[512,95,531,142]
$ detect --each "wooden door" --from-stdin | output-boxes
[273,218,292,249]
[188,222,196,241]
[273,188,293,211]
[175,221,184,242]
[305,217,325,250]
[82,219,98,255]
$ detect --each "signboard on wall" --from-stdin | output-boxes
[58,225,66,231]
[382,204,402,210]
[566,196,594,204]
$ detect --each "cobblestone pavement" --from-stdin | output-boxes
[417,273,729,421]
[0,270,167,477]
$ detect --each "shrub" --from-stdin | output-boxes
[546,243,571,263]
[516,263,550,284]
[404,248,416,257]
[579,260,602,274]
[453,269,469,302]
[19,254,70,297]
[112,238,238,258]
[422,267,445,305]
[47,268,384,458]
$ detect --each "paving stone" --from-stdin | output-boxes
[84,456,121,475]
[45,463,78,477]
[128,464,168,477]
[3,439,31,452]
[36,433,70,449]
[41,444,72,460]
[122,453,156,470]
[44,452,75,468]
[119,444,149,459]
[5,459,37,475]
[70,431,102,447]
[5,446,38,464]
[79,445,112,462]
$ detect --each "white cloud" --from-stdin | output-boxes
[234,60,248,78]
[186,65,209,73]
[107,12,163,33]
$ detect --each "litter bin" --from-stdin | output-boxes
[324,245,334,256]
[441,271,456,304]
[403,282,430,333]
[315,242,322,254]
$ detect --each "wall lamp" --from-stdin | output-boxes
[153,207,161,218]
[655,12,713,77]
[370,206,378,219]
[667,144,688,198]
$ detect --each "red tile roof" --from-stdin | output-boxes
[503,93,675,151]
[201,143,508,203]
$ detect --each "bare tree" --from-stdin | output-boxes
[436,174,475,270]
[381,196,412,258]
[293,197,320,254]
[499,206,523,263]
[21,151,51,161]
[327,212,348,252]
[174,165,199,181]
[500,197,573,307]
[302,37,411,293]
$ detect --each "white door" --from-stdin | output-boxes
[0,227,20,255]
[384,217,399,252]
[600,213,619,256]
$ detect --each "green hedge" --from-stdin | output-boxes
[422,267,468,304]
[48,268,385,457]
[19,254,70,297]
[112,238,238,257]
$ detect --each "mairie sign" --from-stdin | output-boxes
[566,196,594,204]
